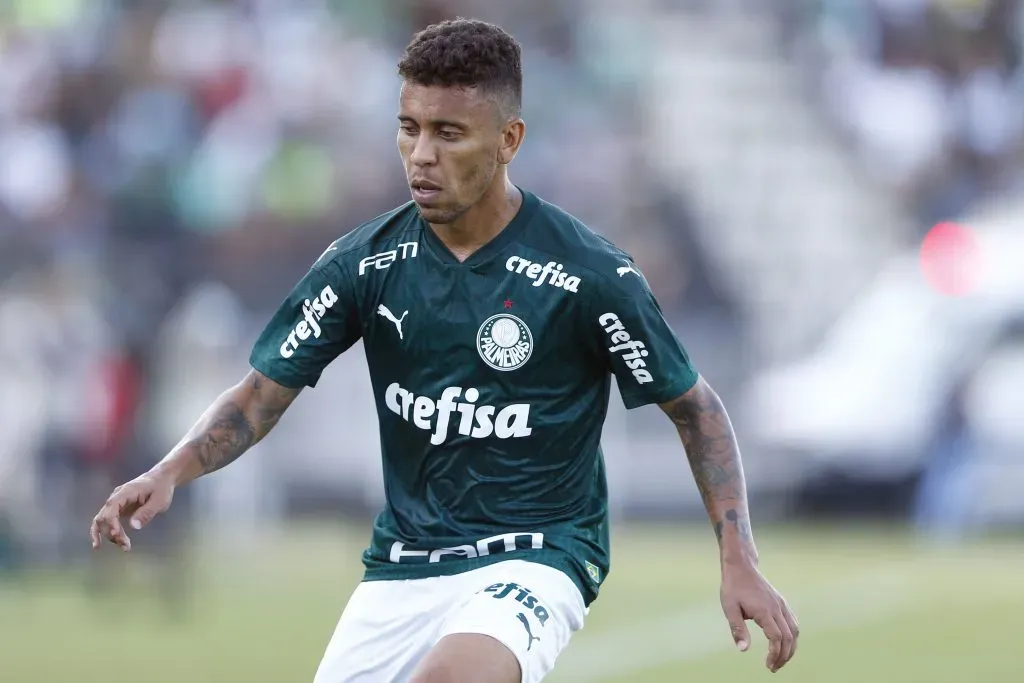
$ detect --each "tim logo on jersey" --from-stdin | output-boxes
[280,285,339,358]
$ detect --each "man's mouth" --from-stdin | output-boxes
[410,179,442,202]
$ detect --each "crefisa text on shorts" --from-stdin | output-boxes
[482,582,550,626]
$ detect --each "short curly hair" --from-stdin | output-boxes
[397,18,522,119]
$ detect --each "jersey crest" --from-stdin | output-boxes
[476,314,534,372]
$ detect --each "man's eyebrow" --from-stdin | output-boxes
[397,115,468,130]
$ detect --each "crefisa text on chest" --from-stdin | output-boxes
[505,256,581,293]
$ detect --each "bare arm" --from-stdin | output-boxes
[90,369,301,550]
[660,375,799,671]
[154,369,302,486]
[659,376,757,565]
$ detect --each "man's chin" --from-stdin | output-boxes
[415,204,461,225]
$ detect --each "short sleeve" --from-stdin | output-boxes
[249,258,361,388]
[588,261,699,409]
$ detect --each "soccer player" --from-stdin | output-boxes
[90,18,799,683]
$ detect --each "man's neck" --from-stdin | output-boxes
[430,179,522,262]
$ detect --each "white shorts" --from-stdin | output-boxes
[313,560,587,683]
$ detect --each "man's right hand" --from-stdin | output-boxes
[88,371,301,552]
[90,472,175,551]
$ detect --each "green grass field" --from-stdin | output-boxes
[3,522,1022,682]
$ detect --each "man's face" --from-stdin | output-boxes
[397,82,510,224]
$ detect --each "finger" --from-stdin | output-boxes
[722,601,751,652]
[101,515,125,549]
[89,518,101,550]
[110,525,132,552]
[753,613,783,672]
[780,600,800,664]
[104,488,148,548]
[130,495,165,530]
[96,506,131,551]
[772,606,796,672]
[109,518,131,552]
[782,598,800,638]
[117,490,146,522]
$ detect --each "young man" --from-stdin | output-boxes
[90,18,799,683]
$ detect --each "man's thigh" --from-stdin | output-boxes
[411,633,521,683]
[313,577,446,683]
[414,561,587,683]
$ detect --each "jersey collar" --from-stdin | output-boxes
[420,188,539,269]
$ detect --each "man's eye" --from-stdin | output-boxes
[438,130,460,140]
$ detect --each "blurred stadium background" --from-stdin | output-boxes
[2,0,1024,680]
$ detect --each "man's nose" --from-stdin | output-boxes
[410,133,437,166]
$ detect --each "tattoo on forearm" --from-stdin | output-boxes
[663,383,743,505]
[714,509,753,543]
[661,381,754,550]
[188,372,299,475]
[192,403,256,475]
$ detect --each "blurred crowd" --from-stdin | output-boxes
[2,0,1022,578]
[779,0,1024,230]
[0,0,700,573]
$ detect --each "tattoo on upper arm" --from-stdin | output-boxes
[191,372,301,475]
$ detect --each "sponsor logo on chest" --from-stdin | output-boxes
[385,383,532,445]
[506,256,581,293]
[599,312,653,384]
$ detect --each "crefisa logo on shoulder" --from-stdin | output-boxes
[477,314,533,371]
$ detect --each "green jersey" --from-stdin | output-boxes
[250,190,698,606]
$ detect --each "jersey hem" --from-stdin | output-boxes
[620,370,700,410]
[361,550,599,606]
[248,356,311,389]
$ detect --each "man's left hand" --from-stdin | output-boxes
[720,561,799,673]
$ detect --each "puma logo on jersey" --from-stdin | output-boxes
[384,384,532,445]
[377,304,408,340]
[616,262,640,278]
[505,256,581,293]
[599,312,653,384]
[279,285,339,358]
